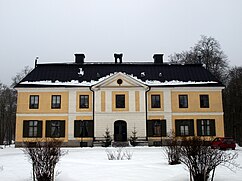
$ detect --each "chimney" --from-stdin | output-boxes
[75,53,85,64]
[114,53,123,64]
[153,54,164,64]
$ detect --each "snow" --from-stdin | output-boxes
[0,146,241,181]
[20,72,218,87]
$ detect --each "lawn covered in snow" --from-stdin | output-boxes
[0,146,241,181]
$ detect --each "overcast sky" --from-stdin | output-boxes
[0,0,242,86]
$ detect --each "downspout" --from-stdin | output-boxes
[89,86,95,144]
[145,86,151,141]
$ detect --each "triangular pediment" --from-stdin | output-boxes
[91,72,148,90]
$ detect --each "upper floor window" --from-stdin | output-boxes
[29,95,39,109]
[151,95,161,108]
[51,95,61,109]
[200,95,209,108]
[23,120,42,138]
[197,119,215,136]
[179,95,188,108]
[116,95,125,108]
[46,120,65,138]
[80,95,89,108]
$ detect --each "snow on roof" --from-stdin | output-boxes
[20,73,218,87]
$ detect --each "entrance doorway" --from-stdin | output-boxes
[114,120,127,141]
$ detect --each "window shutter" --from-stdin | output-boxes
[189,120,194,136]
[161,120,167,137]
[23,121,29,137]
[147,120,154,137]
[88,120,94,137]
[175,120,181,136]
[210,119,216,136]
[46,120,51,137]
[197,119,202,136]
[37,121,43,138]
[74,120,80,137]
[60,120,66,137]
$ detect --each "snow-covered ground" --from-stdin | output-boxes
[0,146,241,181]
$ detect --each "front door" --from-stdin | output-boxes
[114,120,127,141]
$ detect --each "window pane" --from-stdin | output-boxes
[179,95,188,108]
[51,121,60,137]
[28,120,38,137]
[29,95,39,109]
[154,121,161,135]
[116,95,125,108]
[80,95,89,108]
[52,95,61,109]
[200,95,209,108]
[151,95,161,108]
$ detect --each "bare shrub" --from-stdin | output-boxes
[179,137,239,181]
[23,138,67,181]
[106,147,133,160]
[164,132,181,165]
[130,126,138,146]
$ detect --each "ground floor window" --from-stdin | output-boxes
[46,120,65,138]
[175,119,194,136]
[147,120,167,137]
[197,119,216,136]
[23,120,42,138]
[74,120,94,137]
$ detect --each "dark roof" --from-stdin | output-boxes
[15,62,223,88]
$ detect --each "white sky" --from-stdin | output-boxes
[0,0,242,86]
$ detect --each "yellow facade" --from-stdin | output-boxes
[148,91,164,112]
[76,91,93,112]
[16,116,68,142]
[171,91,223,113]
[17,92,69,114]
[171,115,224,138]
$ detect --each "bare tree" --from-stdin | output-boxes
[11,65,32,87]
[179,137,239,181]
[223,66,242,146]
[169,35,229,82]
[23,139,67,181]
[0,84,16,145]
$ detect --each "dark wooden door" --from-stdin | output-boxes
[114,120,127,141]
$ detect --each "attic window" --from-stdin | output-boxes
[117,79,123,85]
[141,72,145,77]
[159,73,163,77]
[78,68,84,77]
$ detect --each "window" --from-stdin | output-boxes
[151,95,161,108]
[200,95,209,108]
[197,119,215,136]
[51,95,61,109]
[80,95,89,108]
[147,120,167,137]
[179,95,188,108]
[74,120,94,137]
[116,95,125,108]
[46,120,65,138]
[23,120,42,138]
[175,119,194,136]
[180,125,189,136]
[29,95,39,109]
